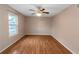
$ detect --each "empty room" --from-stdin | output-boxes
[0,4,79,54]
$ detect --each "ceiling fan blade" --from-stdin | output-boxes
[32,13,35,15]
[43,12,49,14]
[40,8,45,11]
[35,5,41,9]
[29,9,35,11]
[34,5,43,11]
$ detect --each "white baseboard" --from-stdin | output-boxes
[25,33,50,35]
[0,34,24,53]
[51,34,76,54]
[0,34,75,54]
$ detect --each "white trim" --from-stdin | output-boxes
[0,34,75,54]
[25,33,50,35]
[8,12,18,37]
[51,34,76,54]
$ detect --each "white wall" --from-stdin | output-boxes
[1,4,79,54]
[25,17,52,35]
[0,5,25,52]
[51,5,79,53]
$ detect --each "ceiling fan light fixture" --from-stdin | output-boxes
[36,13,42,16]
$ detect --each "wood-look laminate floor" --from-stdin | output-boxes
[2,35,71,54]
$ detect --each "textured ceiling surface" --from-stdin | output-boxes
[9,4,70,17]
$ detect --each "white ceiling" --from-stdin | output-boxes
[9,4,71,17]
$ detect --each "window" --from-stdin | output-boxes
[8,12,18,36]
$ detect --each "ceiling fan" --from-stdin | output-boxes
[29,6,50,16]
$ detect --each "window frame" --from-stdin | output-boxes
[8,12,18,37]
